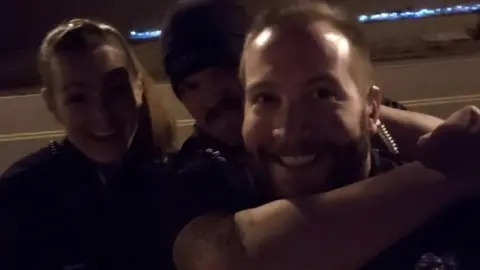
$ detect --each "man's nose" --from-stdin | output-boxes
[272,104,310,143]
[204,87,234,107]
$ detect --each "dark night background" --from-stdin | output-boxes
[0,0,288,88]
[0,0,458,51]
[1,0,172,52]
[0,0,467,89]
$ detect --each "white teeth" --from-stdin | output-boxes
[280,155,315,166]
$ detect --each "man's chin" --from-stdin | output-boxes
[210,117,243,145]
[269,162,332,198]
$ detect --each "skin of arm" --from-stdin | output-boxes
[379,105,443,160]
[173,161,473,270]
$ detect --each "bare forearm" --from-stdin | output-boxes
[174,162,467,270]
[380,105,442,159]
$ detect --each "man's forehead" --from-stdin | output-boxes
[244,21,352,88]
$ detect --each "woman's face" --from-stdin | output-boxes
[45,43,143,164]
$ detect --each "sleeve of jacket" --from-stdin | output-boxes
[164,148,252,252]
[0,176,22,270]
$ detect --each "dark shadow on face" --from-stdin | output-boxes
[179,67,245,146]
[205,94,244,125]
[242,23,378,198]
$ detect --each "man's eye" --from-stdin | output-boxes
[183,81,199,92]
[66,94,87,104]
[253,93,277,105]
[313,86,333,99]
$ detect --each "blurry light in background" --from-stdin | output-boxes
[358,3,480,22]
[128,3,480,41]
[129,30,162,40]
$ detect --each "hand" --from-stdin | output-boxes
[417,106,480,179]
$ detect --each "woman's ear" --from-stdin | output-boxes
[366,85,382,134]
[41,87,55,113]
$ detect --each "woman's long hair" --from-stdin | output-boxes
[38,18,176,157]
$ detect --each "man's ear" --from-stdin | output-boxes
[366,85,382,134]
[133,75,145,106]
[41,87,55,113]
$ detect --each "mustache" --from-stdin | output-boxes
[261,137,369,158]
[205,96,244,124]
[260,140,339,157]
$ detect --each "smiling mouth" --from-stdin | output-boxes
[279,155,316,167]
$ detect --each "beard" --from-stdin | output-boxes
[250,115,372,200]
[322,131,371,191]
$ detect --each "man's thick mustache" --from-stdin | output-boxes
[260,142,338,157]
[262,137,368,157]
[206,97,243,124]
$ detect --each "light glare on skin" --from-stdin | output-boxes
[324,32,350,61]
[253,27,273,48]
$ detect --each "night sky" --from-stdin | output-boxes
[0,0,465,89]
[0,0,177,51]
[0,0,359,52]
[0,0,470,52]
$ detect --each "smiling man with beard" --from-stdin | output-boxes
[166,2,480,270]
[240,4,480,268]
[162,0,442,177]
[241,9,382,197]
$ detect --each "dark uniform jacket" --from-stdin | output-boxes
[0,136,175,270]
[172,140,480,270]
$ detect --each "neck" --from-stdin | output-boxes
[362,152,372,179]
[196,126,244,149]
[330,151,372,190]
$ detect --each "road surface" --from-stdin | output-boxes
[1,55,480,173]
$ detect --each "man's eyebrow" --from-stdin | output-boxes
[246,80,275,94]
[303,74,335,86]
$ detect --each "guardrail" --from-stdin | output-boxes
[372,39,480,61]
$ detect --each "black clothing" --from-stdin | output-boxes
[0,139,174,270]
[171,149,401,239]
[173,127,244,170]
[161,0,249,96]
[171,144,480,269]
[170,97,480,268]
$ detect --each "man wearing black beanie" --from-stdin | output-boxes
[162,0,248,168]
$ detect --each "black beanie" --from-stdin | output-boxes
[161,0,250,97]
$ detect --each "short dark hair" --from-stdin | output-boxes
[38,18,137,90]
[240,1,373,90]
